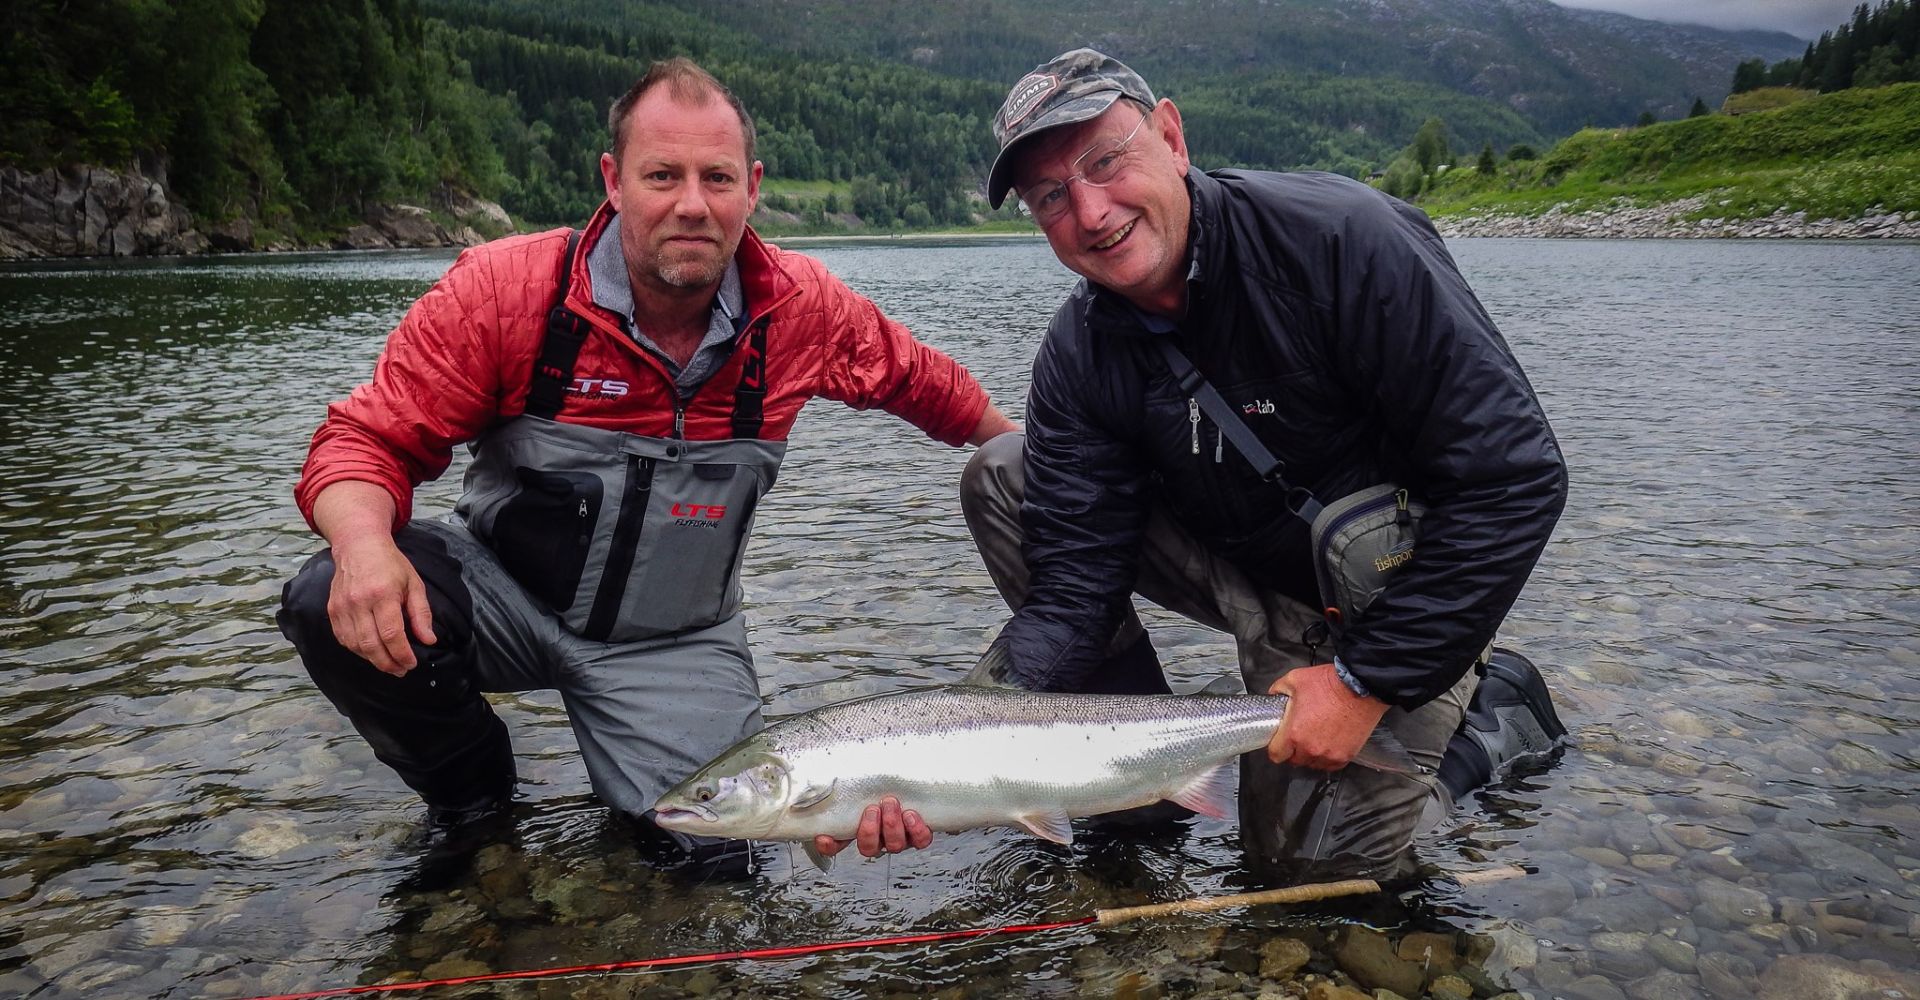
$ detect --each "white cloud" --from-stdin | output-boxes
[1550,0,1862,40]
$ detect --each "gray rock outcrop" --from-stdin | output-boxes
[0,162,208,258]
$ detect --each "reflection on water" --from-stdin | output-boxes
[2,237,1917,998]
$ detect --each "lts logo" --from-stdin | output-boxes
[671,502,728,527]
[568,377,629,398]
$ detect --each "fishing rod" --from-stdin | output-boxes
[236,869,1522,1000]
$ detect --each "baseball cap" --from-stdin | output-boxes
[986,48,1156,209]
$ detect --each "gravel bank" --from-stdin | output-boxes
[1435,196,1920,239]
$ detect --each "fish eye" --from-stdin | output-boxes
[695,785,715,802]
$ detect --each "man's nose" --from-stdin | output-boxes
[1068,178,1110,230]
[674,177,710,218]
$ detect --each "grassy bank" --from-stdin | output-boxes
[1420,82,1920,223]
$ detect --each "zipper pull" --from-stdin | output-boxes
[1188,399,1200,455]
[1395,487,1412,527]
[577,499,588,518]
[673,405,685,440]
[1214,425,1223,463]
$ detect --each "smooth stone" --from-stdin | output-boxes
[1632,853,1681,873]
[1654,709,1714,738]
[1772,745,1826,773]
[420,957,490,980]
[1696,952,1756,1000]
[1428,975,1473,1000]
[1259,937,1311,979]
[1757,953,1920,999]
[1573,846,1629,868]
[233,821,308,859]
[1332,927,1425,998]
[1484,925,1539,972]
[1559,974,1629,1000]
[1591,933,1659,979]
[1496,873,1579,920]
[1695,878,1770,926]
[1396,930,1459,974]
[1626,968,1707,1000]
[1306,983,1370,1000]
[1666,824,1730,851]
[1646,933,1697,973]
[1173,926,1227,963]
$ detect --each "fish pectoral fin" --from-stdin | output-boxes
[790,779,837,812]
[801,839,836,873]
[1014,811,1075,846]
[1352,726,1430,777]
[1166,762,1237,819]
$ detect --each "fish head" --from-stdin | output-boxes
[651,749,794,839]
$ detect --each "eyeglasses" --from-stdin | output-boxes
[1018,110,1151,225]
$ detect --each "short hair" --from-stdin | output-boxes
[607,57,757,164]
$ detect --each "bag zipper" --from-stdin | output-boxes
[1312,488,1408,622]
[584,453,655,640]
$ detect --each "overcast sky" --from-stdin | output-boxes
[1551,0,1861,39]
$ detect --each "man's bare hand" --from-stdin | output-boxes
[327,535,435,676]
[812,796,933,859]
[1267,663,1391,770]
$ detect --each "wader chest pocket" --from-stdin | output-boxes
[493,468,602,611]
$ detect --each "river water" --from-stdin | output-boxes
[1,237,1916,999]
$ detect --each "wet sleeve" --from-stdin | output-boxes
[815,268,990,447]
[293,248,508,532]
[993,315,1153,690]
[1325,196,1568,708]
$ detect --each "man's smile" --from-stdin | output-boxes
[1091,220,1135,251]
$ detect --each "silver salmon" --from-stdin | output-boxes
[651,684,1421,869]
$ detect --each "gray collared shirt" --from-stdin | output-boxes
[586,214,745,397]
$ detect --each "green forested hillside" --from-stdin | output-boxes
[1419,82,1920,222]
[1,0,1810,241]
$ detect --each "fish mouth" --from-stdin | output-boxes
[652,804,717,828]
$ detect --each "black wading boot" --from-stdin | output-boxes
[1437,648,1569,802]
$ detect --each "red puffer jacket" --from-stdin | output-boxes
[295,203,991,530]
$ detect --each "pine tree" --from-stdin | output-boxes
[1477,141,1496,173]
[1689,97,1710,117]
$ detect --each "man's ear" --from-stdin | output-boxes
[1155,99,1191,177]
[746,160,763,215]
[599,151,622,210]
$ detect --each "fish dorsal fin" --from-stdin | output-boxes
[1352,726,1430,777]
[1166,762,1237,819]
[801,840,835,873]
[790,778,837,812]
[1015,811,1075,845]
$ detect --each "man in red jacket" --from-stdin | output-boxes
[278,57,1013,877]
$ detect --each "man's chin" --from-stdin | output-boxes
[655,256,726,290]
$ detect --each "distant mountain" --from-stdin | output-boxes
[677,0,1807,134]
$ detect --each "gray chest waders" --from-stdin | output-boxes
[454,230,787,642]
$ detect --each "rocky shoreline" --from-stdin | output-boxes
[0,162,512,260]
[1434,196,1920,239]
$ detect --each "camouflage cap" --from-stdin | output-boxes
[986,48,1156,209]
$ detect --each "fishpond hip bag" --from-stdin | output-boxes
[1154,340,1421,631]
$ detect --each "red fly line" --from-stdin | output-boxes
[237,917,1097,1000]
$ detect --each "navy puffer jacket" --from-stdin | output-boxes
[1000,169,1567,710]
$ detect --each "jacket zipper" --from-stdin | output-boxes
[584,453,655,640]
[1187,398,1200,455]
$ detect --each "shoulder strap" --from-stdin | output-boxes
[1153,337,1323,527]
[525,229,591,421]
[730,314,768,440]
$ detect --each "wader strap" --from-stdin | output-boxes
[730,316,768,440]
[1154,338,1323,527]
[526,229,589,421]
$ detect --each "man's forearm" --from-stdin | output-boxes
[311,480,403,552]
[967,406,1020,445]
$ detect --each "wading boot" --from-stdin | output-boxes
[1437,647,1568,802]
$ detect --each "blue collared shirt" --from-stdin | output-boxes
[586,215,745,397]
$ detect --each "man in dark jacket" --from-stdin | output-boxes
[957,49,1569,880]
